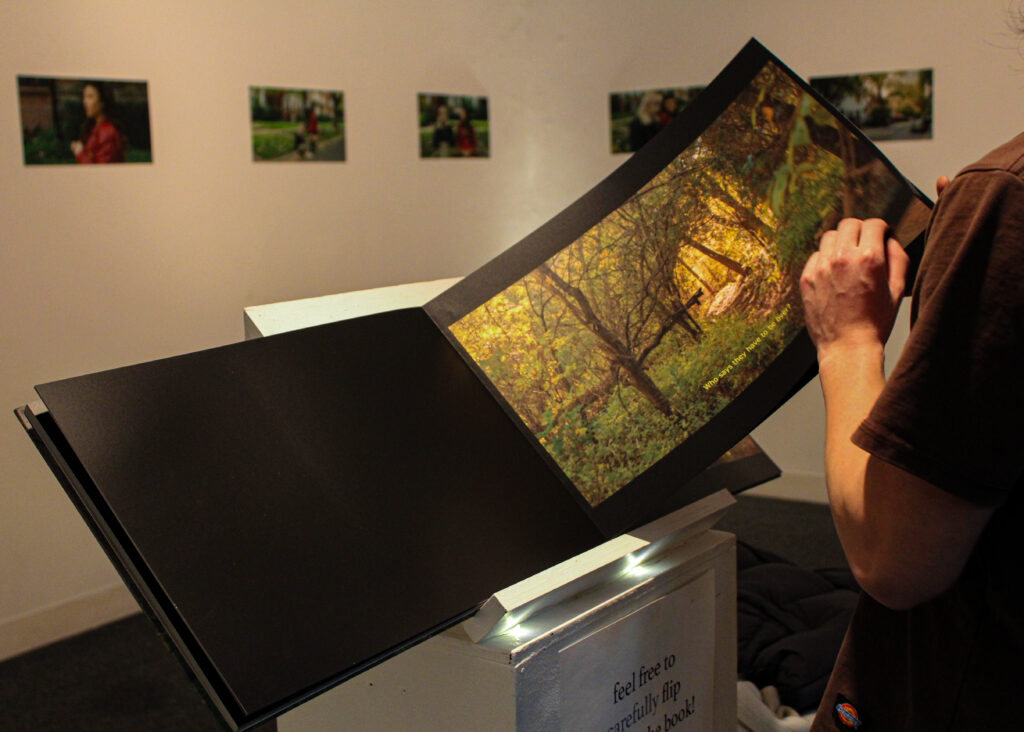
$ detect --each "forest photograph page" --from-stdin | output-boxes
[448,60,929,507]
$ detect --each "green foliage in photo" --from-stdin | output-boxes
[451,61,922,505]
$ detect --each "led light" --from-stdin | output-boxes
[498,613,520,635]
[507,623,529,640]
[624,547,653,574]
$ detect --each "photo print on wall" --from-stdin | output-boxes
[610,85,705,154]
[810,68,933,142]
[250,87,345,162]
[419,93,489,158]
[18,76,152,165]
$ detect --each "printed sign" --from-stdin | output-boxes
[558,571,715,731]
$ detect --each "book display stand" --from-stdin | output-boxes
[250,283,736,731]
[17,40,930,730]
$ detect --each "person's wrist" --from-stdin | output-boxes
[816,335,886,376]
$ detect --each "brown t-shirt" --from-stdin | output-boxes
[811,133,1024,730]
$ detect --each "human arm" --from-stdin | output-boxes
[800,218,993,610]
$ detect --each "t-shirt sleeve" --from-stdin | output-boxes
[852,169,1024,506]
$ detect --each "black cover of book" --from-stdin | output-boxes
[15,39,931,730]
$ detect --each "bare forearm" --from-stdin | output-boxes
[817,341,888,590]
[818,340,992,609]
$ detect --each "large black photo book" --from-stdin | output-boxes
[15,39,931,730]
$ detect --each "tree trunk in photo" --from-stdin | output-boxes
[536,264,677,420]
[679,254,717,296]
[613,351,676,419]
[702,179,773,250]
[681,236,749,276]
[838,127,859,217]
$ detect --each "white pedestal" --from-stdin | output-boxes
[246,282,737,731]
[278,523,735,732]
[243,278,461,338]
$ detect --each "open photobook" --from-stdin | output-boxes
[15,39,931,730]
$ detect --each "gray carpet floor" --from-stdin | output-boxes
[0,612,224,731]
[717,494,846,570]
[0,494,843,730]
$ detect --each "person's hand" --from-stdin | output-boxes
[70,140,83,156]
[936,175,949,197]
[800,218,909,361]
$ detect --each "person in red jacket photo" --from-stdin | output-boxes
[455,106,477,156]
[71,81,125,164]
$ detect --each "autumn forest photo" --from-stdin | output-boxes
[450,62,924,506]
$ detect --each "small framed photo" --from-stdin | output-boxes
[18,76,152,165]
[250,87,345,162]
[810,69,933,141]
[418,94,489,158]
[610,85,704,154]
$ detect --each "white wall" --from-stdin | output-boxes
[2,0,1021,658]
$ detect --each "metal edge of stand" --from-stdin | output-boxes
[15,401,254,732]
[463,489,735,643]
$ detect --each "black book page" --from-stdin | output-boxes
[34,308,602,725]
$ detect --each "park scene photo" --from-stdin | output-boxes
[450,61,927,506]
[18,76,152,165]
[810,68,933,141]
[419,94,489,158]
[610,85,705,154]
[250,87,345,162]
